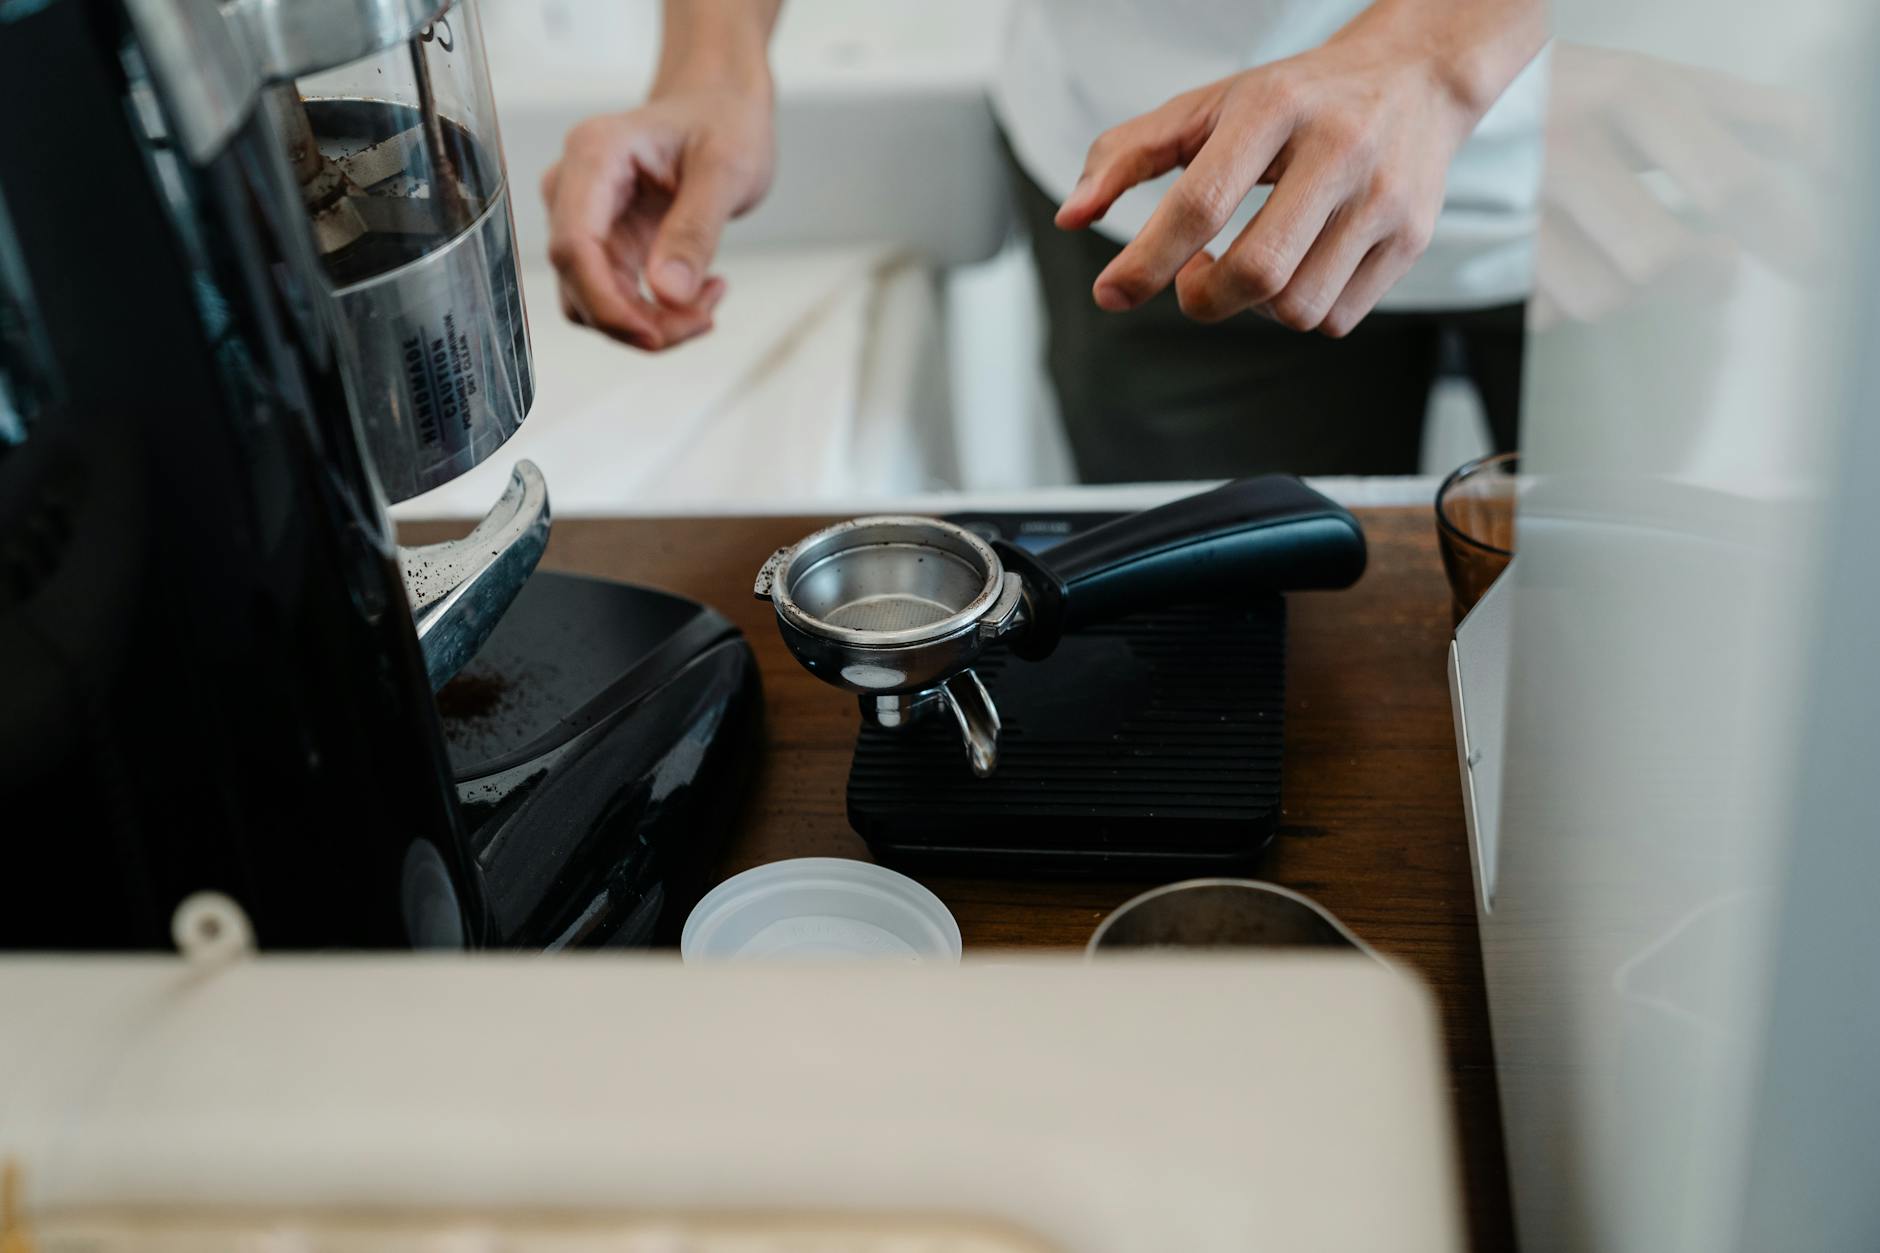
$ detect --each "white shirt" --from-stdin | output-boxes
[991,0,1549,311]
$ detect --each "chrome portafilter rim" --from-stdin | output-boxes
[756,516,1010,650]
[755,515,1034,775]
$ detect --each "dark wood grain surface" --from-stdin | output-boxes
[402,505,1514,1251]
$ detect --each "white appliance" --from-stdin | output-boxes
[1453,1,1880,1250]
[0,957,1465,1251]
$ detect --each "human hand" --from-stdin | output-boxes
[542,87,772,350]
[1055,2,1544,337]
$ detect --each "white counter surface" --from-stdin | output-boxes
[397,473,1442,521]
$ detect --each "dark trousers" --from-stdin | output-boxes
[1007,148,1525,481]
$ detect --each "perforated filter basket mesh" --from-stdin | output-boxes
[819,593,961,633]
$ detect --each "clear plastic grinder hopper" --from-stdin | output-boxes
[239,0,533,502]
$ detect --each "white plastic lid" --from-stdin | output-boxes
[680,858,963,963]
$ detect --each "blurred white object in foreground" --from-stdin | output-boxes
[1459,0,1880,1250]
[0,956,1461,1252]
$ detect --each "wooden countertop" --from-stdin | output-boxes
[402,506,1514,1251]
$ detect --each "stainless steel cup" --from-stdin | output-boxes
[1087,879,1380,958]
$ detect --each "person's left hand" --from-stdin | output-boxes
[1055,16,1499,337]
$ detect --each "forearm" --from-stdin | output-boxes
[652,0,783,98]
[1336,0,1548,122]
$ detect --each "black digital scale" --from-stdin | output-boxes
[848,512,1288,878]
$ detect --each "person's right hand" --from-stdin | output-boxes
[543,87,774,350]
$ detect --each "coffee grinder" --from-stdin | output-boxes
[0,0,759,950]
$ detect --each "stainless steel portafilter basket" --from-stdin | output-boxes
[755,476,1369,776]
[754,515,1028,775]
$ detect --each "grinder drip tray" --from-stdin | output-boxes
[849,512,1286,877]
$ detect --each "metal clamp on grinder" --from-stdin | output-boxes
[756,477,1366,776]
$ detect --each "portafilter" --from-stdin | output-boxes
[754,476,1367,775]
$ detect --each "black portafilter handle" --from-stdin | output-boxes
[994,475,1367,661]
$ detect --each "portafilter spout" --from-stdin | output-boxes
[754,476,1369,776]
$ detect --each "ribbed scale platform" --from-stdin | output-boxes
[848,596,1287,877]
